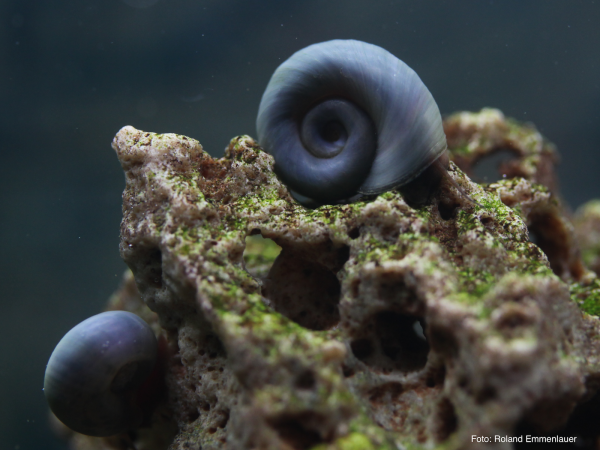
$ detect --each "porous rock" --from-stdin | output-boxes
[62,110,600,449]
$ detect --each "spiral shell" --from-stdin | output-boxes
[44,311,158,436]
[256,39,447,206]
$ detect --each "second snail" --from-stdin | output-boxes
[256,39,453,208]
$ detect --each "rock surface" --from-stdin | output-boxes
[61,109,600,449]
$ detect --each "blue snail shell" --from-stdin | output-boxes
[44,311,158,437]
[256,39,447,206]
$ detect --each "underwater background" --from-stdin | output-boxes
[1,0,599,448]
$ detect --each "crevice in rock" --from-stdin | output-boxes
[203,332,226,359]
[348,226,360,239]
[215,408,230,429]
[131,246,164,289]
[350,311,429,373]
[474,385,497,405]
[528,209,571,276]
[295,370,316,390]
[341,364,355,378]
[527,208,585,280]
[437,198,460,221]
[529,229,539,245]
[187,410,200,423]
[261,244,349,330]
[424,365,446,388]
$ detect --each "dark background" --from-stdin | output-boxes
[1,0,599,448]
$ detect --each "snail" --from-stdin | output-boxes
[44,311,159,437]
[256,39,455,207]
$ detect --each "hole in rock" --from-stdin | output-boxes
[341,364,355,378]
[267,413,329,450]
[216,409,230,428]
[425,365,446,388]
[350,339,373,360]
[202,332,226,360]
[475,385,497,404]
[528,229,539,245]
[187,410,200,423]
[295,370,316,390]
[480,216,494,229]
[132,246,163,289]
[262,247,347,330]
[437,198,460,221]
[472,148,520,183]
[350,311,429,373]
[528,209,576,279]
[243,234,282,280]
[348,227,360,239]
[432,397,458,442]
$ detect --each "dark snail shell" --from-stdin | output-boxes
[44,311,158,437]
[256,39,447,206]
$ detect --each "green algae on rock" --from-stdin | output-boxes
[58,110,600,450]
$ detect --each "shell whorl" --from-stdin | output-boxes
[256,39,447,205]
[43,311,158,437]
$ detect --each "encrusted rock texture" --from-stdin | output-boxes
[61,108,600,450]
